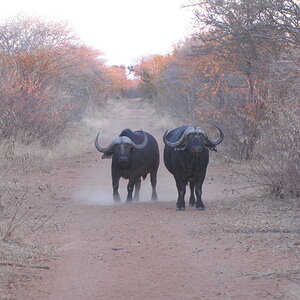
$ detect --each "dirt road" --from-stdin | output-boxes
[24,99,299,300]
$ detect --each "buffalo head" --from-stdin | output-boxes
[95,130,148,167]
[163,125,224,155]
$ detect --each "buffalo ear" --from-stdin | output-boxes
[102,151,113,159]
[205,142,217,152]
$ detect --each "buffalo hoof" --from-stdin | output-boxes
[176,207,185,211]
[189,198,195,206]
[113,196,121,202]
[151,191,158,201]
[197,206,205,210]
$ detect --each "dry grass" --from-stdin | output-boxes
[0,101,117,176]
[0,177,59,299]
[140,99,184,134]
[0,98,127,298]
[1,97,299,298]
[188,163,300,287]
[0,238,56,299]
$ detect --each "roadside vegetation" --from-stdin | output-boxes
[0,15,132,297]
[0,1,299,297]
[132,0,300,199]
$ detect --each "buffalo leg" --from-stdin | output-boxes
[175,176,186,210]
[195,171,206,210]
[189,181,196,206]
[133,177,141,201]
[150,169,158,200]
[126,177,136,202]
[112,174,121,202]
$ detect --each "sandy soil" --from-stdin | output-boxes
[7,99,300,300]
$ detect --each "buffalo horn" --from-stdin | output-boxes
[207,124,224,145]
[131,129,148,149]
[195,127,207,135]
[95,130,148,153]
[163,127,196,148]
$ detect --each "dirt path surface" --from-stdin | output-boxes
[22,99,299,300]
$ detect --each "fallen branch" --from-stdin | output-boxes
[0,261,50,270]
[240,269,300,280]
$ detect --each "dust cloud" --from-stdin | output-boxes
[73,166,177,205]
[73,186,118,206]
[72,98,178,207]
[73,171,177,206]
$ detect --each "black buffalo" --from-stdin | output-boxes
[163,125,224,210]
[95,129,159,202]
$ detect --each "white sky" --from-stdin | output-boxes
[0,0,195,66]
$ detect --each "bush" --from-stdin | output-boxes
[0,15,125,146]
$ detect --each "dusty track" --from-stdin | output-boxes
[22,99,299,300]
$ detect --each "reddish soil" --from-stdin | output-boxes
[13,99,300,299]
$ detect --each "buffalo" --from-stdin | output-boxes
[95,129,159,202]
[163,125,224,210]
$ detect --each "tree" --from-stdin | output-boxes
[0,14,78,55]
[190,0,300,93]
[0,16,122,144]
[133,54,173,99]
[184,0,300,158]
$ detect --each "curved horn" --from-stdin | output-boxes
[130,129,148,149]
[95,132,122,153]
[195,127,207,135]
[207,124,224,146]
[163,127,196,148]
[95,130,148,153]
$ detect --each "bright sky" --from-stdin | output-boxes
[0,0,195,66]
